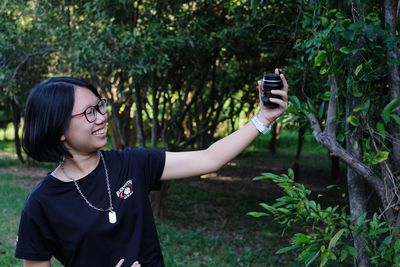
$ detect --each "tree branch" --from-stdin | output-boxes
[307,113,386,203]
[8,48,54,86]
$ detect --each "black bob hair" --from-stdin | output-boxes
[22,77,101,162]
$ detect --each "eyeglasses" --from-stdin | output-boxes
[71,99,107,123]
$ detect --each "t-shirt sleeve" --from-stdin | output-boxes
[15,210,53,261]
[126,148,166,192]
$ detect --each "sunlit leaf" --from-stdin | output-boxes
[314,50,327,66]
[246,211,268,218]
[371,151,389,164]
[328,229,346,250]
[347,115,359,126]
[354,64,363,76]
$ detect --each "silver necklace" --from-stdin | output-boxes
[60,151,117,224]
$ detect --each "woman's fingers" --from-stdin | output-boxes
[115,259,141,267]
[116,259,124,267]
[270,89,288,101]
[274,68,288,92]
[268,97,288,109]
[281,74,288,92]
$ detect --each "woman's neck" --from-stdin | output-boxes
[53,151,100,182]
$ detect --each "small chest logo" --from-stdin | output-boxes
[116,180,134,199]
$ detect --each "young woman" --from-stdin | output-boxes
[15,70,288,267]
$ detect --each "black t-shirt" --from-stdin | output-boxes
[15,148,166,267]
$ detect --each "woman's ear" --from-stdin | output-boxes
[60,135,66,141]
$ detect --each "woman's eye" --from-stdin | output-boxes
[86,108,95,115]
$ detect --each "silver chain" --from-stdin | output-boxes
[61,151,114,213]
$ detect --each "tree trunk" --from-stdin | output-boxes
[95,80,126,150]
[11,99,25,163]
[384,0,400,173]
[151,79,159,149]
[134,84,145,148]
[346,93,369,266]
[269,122,281,154]
[347,168,369,267]
[292,124,306,181]
[108,113,125,150]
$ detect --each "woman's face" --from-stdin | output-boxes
[61,86,108,156]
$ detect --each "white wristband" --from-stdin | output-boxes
[251,116,271,135]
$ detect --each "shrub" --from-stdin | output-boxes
[248,169,400,266]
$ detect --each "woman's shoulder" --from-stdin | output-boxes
[21,175,51,215]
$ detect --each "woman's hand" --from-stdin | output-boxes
[257,68,289,125]
[115,259,141,267]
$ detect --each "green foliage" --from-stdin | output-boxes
[381,97,400,125]
[2,0,303,152]
[249,169,400,266]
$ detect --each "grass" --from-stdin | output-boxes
[159,180,300,266]
[248,129,326,154]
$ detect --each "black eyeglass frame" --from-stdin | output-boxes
[71,99,107,123]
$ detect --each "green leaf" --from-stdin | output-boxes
[293,233,311,243]
[354,64,363,76]
[347,115,359,126]
[289,96,301,108]
[259,203,276,213]
[276,244,298,254]
[246,211,268,218]
[376,122,385,134]
[391,114,400,125]
[353,100,370,113]
[337,132,345,143]
[308,200,317,210]
[328,229,346,250]
[371,151,389,164]
[314,50,327,66]
[380,235,393,248]
[339,47,351,54]
[394,239,400,252]
[277,207,291,214]
[347,246,357,257]
[253,172,279,181]
[327,9,338,17]
[288,168,294,179]
[305,251,320,267]
[381,97,400,123]
[321,17,329,27]
[320,250,329,266]
[340,249,349,262]
[320,65,329,75]
[368,228,390,236]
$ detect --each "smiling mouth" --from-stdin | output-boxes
[92,128,106,135]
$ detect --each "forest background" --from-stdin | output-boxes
[1,0,400,266]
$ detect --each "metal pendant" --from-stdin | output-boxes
[109,211,117,224]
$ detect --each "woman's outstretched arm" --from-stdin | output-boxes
[161,69,288,181]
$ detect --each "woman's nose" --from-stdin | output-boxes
[95,110,107,124]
